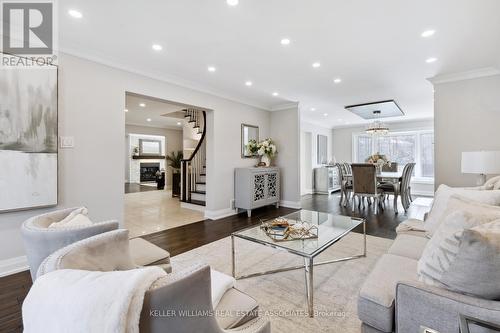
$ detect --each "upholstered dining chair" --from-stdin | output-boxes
[336,163,352,206]
[37,230,270,333]
[351,163,385,213]
[21,208,171,280]
[379,162,415,213]
[399,162,416,211]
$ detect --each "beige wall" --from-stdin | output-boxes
[0,53,298,272]
[300,121,334,195]
[124,124,182,187]
[434,74,500,187]
[271,106,301,207]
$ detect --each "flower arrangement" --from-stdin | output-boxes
[365,152,390,165]
[365,152,392,173]
[246,138,278,166]
[257,138,277,158]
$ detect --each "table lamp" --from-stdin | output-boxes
[461,151,500,185]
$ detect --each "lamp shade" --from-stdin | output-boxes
[461,151,500,174]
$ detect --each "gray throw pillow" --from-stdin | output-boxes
[441,221,500,300]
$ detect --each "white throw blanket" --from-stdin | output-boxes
[23,267,166,333]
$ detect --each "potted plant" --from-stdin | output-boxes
[166,151,183,196]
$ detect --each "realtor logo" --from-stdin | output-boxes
[2,2,53,55]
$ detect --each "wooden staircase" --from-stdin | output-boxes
[180,108,206,206]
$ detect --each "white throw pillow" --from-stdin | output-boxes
[424,185,500,235]
[418,197,500,286]
[49,207,92,228]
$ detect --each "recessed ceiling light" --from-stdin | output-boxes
[312,62,321,68]
[177,122,182,126]
[207,66,216,72]
[146,118,152,122]
[245,81,253,86]
[333,78,342,84]
[323,113,329,117]
[280,38,291,46]
[227,0,239,6]
[152,44,162,51]
[139,103,146,107]
[310,108,316,111]
[421,30,436,38]
[68,9,82,18]
[426,57,438,63]
[124,109,128,112]
[272,92,279,96]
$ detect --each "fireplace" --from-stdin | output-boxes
[140,163,160,182]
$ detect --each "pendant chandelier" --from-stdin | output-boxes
[365,110,389,135]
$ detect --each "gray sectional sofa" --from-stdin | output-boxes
[357,218,500,333]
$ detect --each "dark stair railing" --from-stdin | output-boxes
[180,109,206,203]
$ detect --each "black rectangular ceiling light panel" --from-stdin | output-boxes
[344,100,404,119]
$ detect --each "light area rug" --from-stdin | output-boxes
[170,232,394,333]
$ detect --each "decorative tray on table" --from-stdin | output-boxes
[260,216,318,242]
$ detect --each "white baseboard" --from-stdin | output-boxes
[0,256,29,277]
[280,200,302,209]
[301,188,314,195]
[411,190,434,197]
[205,208,237,220]
[180,202,206,212]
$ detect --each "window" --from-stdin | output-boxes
[376,134,416,168]
[353,130,434,179]
[420,133,434,178]
[356,136,372,163]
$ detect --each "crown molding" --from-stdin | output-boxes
[269,102,299,111]
[301,119,335,130]
[428,67,500,85]
[58,48,278,112]
[330,116,434,130]
[125,122,183,131]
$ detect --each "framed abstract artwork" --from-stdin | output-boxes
[0,55,58,212]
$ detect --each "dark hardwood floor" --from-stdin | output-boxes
[0,193,430,332]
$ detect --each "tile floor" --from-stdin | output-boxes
[124,189,204,238]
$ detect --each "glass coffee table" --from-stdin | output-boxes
[231,210,366,317]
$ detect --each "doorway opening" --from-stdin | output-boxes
[124,92,208,237]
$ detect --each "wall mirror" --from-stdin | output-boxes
[241,124,259,158]
[139,139,162,155]
[317,135,328,164]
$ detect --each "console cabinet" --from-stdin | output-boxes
[235,167,280,217]
[314,165,340,194]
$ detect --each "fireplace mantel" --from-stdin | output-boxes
[132,155,165,160]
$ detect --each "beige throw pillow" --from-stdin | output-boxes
[424,185,500,235]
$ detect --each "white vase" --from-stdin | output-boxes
[261,154,271,167]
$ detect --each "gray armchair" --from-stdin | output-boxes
[21,208,171,280]
[37,229,270,333]
[21,207,119,279]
